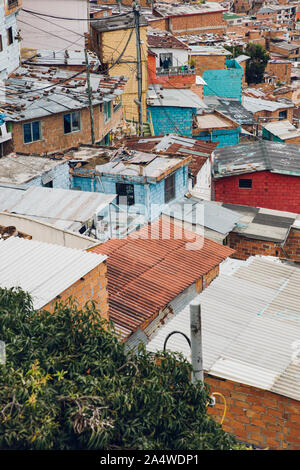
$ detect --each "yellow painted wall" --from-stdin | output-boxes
[101,26,148,122]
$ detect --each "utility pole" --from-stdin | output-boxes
[85,48,95,145]
[190,302,204,384]
[133,2,144,137]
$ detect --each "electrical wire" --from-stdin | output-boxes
[210,392,227,425]
[21,8,131,22]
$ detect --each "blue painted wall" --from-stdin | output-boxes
[194,127,241,147]
[203,59,243,102]
[25,161,70,189]
[71,165,189,222]
[147,106,196,137]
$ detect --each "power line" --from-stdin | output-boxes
[18,18,83,49]
[21,8,131,22]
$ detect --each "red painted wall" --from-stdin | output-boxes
[148,54,196,88]
[213,171,300,213]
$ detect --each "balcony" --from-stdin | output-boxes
[156,65,196,76]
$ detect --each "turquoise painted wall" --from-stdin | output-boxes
[194,127,241,147]
[262,128,283,142]
[71,165,189,222]
[203,59,243,102]
[147,106,196,137]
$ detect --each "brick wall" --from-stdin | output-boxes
[213,171,300,213]
[192,54,226,77]
[205,374,300,450]
[253,107,294,127]
[169,11,226,36]
[10,105,123,154]
[43,261,109,321]
[228,227,300,262]
[265,61,292,85]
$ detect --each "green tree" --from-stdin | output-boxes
[244,43,269,85]
[0,287,247,450]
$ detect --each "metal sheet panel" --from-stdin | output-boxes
[0,237,106,309]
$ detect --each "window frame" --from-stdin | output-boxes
[165,172,176,203]
[63,111,81,134]
[7,27,13,46]
[23,120,42,144]
[116,182,135,206]
[238,178,252,189]
[104,101,111,123]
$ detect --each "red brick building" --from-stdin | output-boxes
[151,3,227,36]
[212,141,300,214]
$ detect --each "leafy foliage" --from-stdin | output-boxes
[0,287,245,450]
[244,43,270,85]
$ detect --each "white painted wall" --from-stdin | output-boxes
[0,0,21,79]
[151,47,189,68]
[18,0,89,51]
[190,158,212,201]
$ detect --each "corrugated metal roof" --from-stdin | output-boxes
[96,154,191,182]
[263,119,300,140]
[147,85,207,109]
[1,65,127,122]
[0,237,106,309]
[116,134,217,178]
[0,187,116,231]
[243,96,294,113]
[146,256,300,401]
[162,196,242,235]
[147,28,189,50]
[222,203,300,243]
[90,218,234,340]
[213,140,300,178]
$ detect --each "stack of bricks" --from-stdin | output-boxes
[205,374,300,450]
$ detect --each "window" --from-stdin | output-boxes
[7,27,13,46]
[159,53,173,70]
[104,101,111,122]
[23,121,41,144]
[165,173,176,203]
[116,183,135,206]
[279,110,287,120]
[0,35,3,52]
[63,111,81,134]
[239,178,252,188]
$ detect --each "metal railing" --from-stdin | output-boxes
[156,65,196,76]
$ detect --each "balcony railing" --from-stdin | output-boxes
[8,0,19,9]
[156,66,196,76]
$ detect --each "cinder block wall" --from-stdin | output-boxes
[206,374,300,450]
[213,171,300,213]
[148,106,195,137]
[43,261,109,321]
[25,161,70,189]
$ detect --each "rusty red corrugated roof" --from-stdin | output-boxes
[90,218,234,340]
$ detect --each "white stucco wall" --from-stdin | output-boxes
[0,0,21,79]
[18,0,88,51]
[151,47,189,68]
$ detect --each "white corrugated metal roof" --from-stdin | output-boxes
[0,237,106,309]
[0,187,116,231]
[146,256,300,401]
